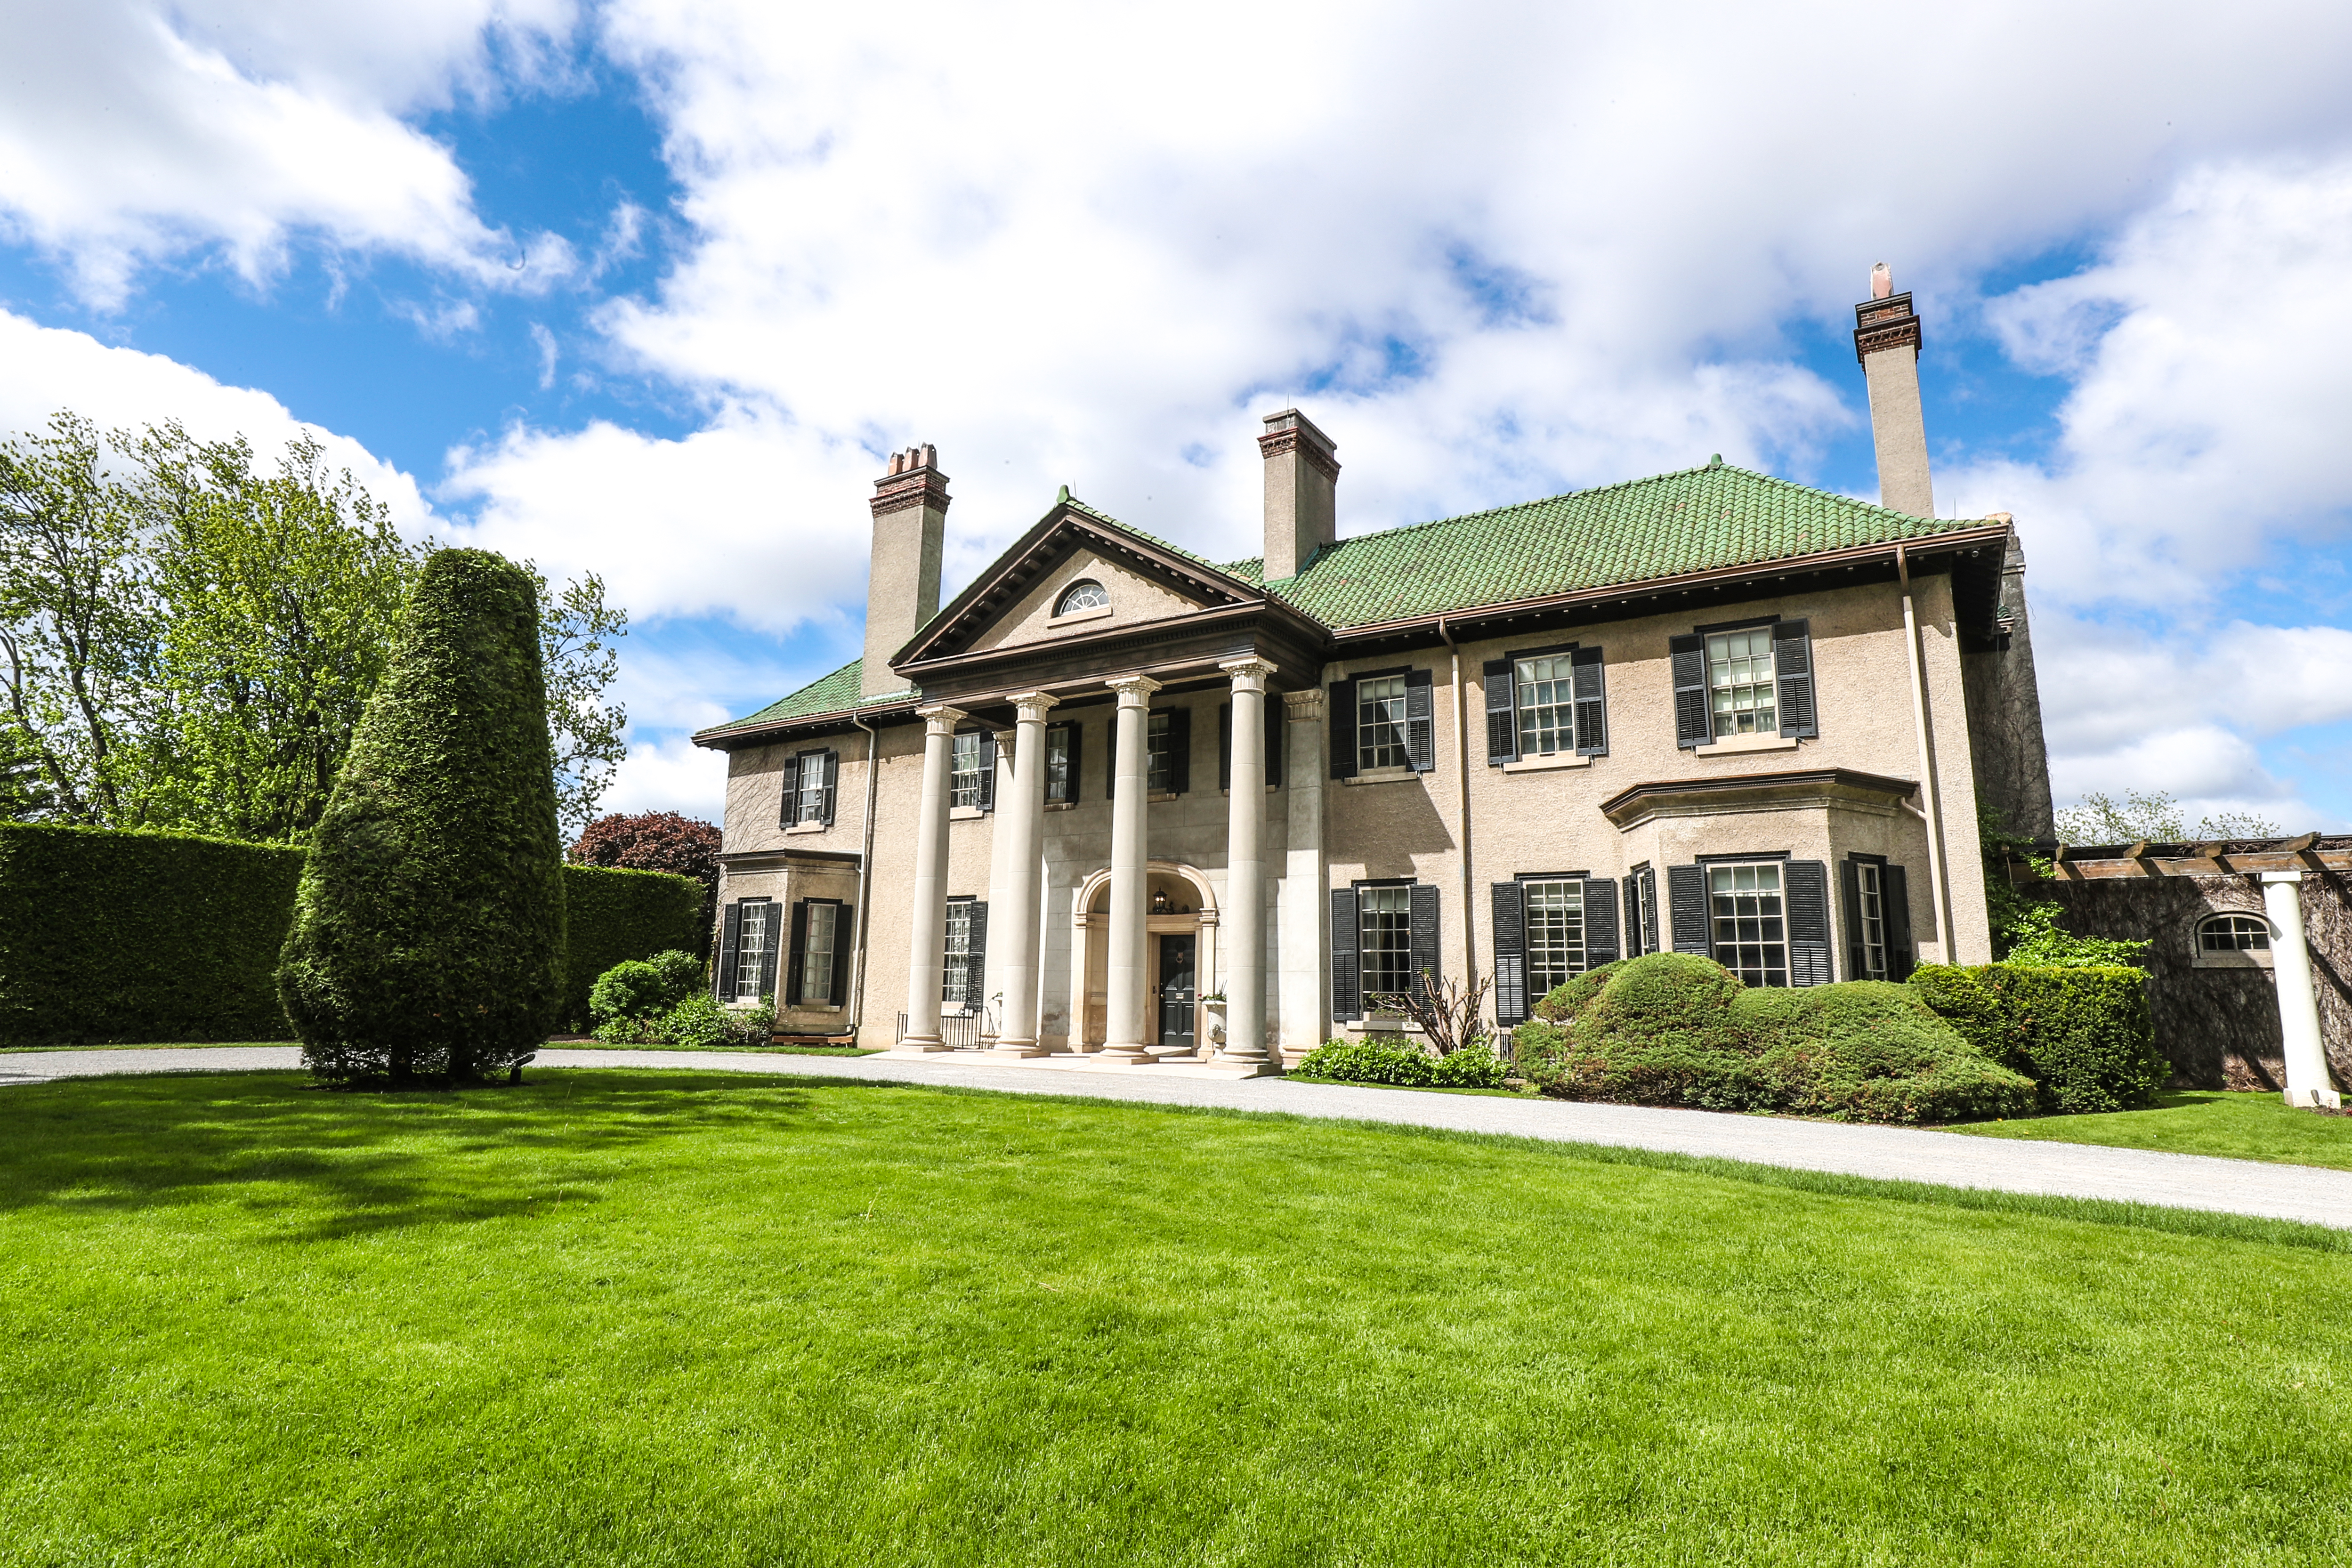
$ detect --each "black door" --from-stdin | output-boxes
[1157,934,1196,1052]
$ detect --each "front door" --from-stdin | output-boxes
[1157,934,1196,1053]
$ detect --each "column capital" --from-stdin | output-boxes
[1219,656,1279,691]
[1106,674,1164,704]
[1282,687,1326,720]
[916,703,968,736]
[992,727,1017,745]
[1007,690,1062,720]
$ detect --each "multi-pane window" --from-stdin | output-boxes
[1516,655,1576,755]
[1147,713,1173,792]
[2199,913,2271,953]
[734,901,774,1002]
[1855,861,1888,980]
[800,903,839,1004]
[1358,675,1410,770]
[792,752,827,824]
[943,901,975,1008]
[1056,579,1109,614]
[1708,863,1787,987]
[1706,628,1777,737]
[1046,725,1074,803]
[1523,880,1587,996]
[950,732,986,808]
[1358,886,1415,1002]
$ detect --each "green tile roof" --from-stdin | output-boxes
[698,657,914,739]
[1217,459,1994,630]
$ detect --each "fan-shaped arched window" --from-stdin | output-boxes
[1055,579,1110,615]
[2198,912,2271,953]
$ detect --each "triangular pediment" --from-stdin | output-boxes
[895,500,1269,668]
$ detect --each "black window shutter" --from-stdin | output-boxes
[1640,866,1660,955]
[1329,679,1358,779]
[1168,707,1191,794]
[1491,882,1527,1026]
[1670,634,1709,749]
[1839,858,1866,980]
[1883,865,1916,981]
[1483,659,1519,766]
[785,900,809,1005]
[978,731,998,811]
[821,750,839,826]
[779,752,799,826]
[1218,702,1232,792]
[1571,646,1608,756]
[1409,882,1440,992]
[1329,887,1360,1021]
[1264,695,1284,788]
[1405,669,1435,772]
[1775,618,1818,738]
[1786,860,1832,986]
[829,905,854,1007]
[756,905,781,1003]
[966,900,990,1010]
[1584,878,1620,966]
[717,900,744,998]
[1622,878,1641,957]
[1063,722,1083,804]
[1668,865,1710,954]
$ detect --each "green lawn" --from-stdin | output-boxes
[3,1071,2347,1567]
[1948,1089,2352,1172]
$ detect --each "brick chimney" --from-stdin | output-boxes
[862,444,948,696]
[1258,409,1339,581]
[1854,264,1934,517]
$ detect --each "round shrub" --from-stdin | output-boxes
[1533,962,1619,1024]
[1430,1043,1508,1088]
[1738,981,2037,1123]
[589,950,703,1028]
[277,549,566,1086]
[1575,952,1742,1039]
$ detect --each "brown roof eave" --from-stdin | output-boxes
[692,695,921,751]
[1327,524,2015,647]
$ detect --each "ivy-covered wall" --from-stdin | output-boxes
[0,823,701,1047]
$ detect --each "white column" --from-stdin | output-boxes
[900,703,964,1051]
[1101,674,1162,1062]
[2262,871,2341,1108]
[1217,658,1276,1068]
[991,693,1058,1056]
[981,727,1017,1035]
[1277,687,1330,1063]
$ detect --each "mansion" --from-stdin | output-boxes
[693,272,2055,1069]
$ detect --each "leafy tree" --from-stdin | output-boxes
[2053,788,2280,844]
[533,567,629,838]
[279,549,567,1085]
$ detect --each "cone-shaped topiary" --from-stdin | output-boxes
[278,549,567,1085]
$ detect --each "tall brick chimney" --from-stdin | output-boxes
[1854,264,1934,517]
[862,444,947,696]
[1259,409,1339,581]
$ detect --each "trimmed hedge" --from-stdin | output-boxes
[0,822,697,1048]
[0,823,305,1045]
[1908,963,2165,1114]
[563,872,704,1033]
[1512,954,2037,1123]
[1295,1037,1509,1089]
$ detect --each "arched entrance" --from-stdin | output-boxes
[1068,862,1220,1056]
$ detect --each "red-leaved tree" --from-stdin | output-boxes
[571,813,722,944]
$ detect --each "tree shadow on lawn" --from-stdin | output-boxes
[0,1070,848,1241]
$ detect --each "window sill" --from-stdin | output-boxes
[1694,733,1800,757]
[1045,800,1076,812]
[1148,790,1180,803]
[1503,751,1591,773]
[784,819,829,835]
[1218,786,1283,796]
[1343,767,1424,787]
[949,804,986,821]
[1047,604,1114,628]
[791,1002,844,1013]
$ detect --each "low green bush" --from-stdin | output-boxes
[594,993,773,1048]
[1512,954,2036,1124]
[1909,963,2164,1114]
[587,950,703,1029]
[1296,1037,1508,1089]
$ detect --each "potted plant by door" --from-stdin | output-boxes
[1198,991,1228,1049]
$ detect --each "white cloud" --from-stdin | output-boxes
[0,0,580,305]
[603,731,725,819]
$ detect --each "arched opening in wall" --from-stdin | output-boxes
[1070,862,1220,1055]
[1055,579,1110,616]
[2194,910,2276,969]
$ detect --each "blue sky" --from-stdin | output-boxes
[5,1,2351,830]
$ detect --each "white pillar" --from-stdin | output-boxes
[1217,658,1276,1068]
[991,693,1058,1056]
[2262,871,2341,1108]
[900,703,964,1051]
[1277,687,1330,1063]
[1101,675,1162,1062]
[981,727,1017,1035]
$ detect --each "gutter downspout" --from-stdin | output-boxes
[846,712,882,1040]
[1895,545,1957,963]
[1439,617,1476,989]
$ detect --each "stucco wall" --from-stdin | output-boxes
[966,548,1206,654]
